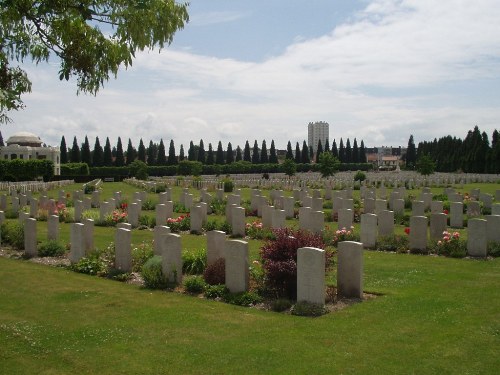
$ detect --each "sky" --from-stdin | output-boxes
[3,0,500,152]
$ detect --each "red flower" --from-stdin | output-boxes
[443,209,449,215]
[404,227,410,235]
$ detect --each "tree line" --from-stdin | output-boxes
[57,136,368,167]
[405,126,500,174]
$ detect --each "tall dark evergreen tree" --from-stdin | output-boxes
[70,136,81,163]
[359,140,367,163]
[226,142,234,164]
[491,129,500,173]
[188,141,195,161]
[103,137,113,166]
[112,146,117,158]
[331,139,338,158]
[156,139,167,165]
[0,130,4,146]
[352,138,359,163]
[315,139,323,163]
[60,136,68,164]
[301,141,310,164]
[167,139,177,165]
[197,139,205,163]
[309,144,313,160]
[125,138,136,165]
[92,137,103,167]
[179,144,185,161]
[147,140,156,165]
[206,143,214,165]
[81,136,91,165]
[345,138,352,163]
[215,141,224,164]
[260,140,268,164]
[252,140,260,164]
[137,139,146,162]
[114,137,125,166]
[235,145,242,162]
[295,142,301,163]
[406,135,417,169]
[324,139,330,153]
[338,138,345,163]
[243,141,251,162]
[269,140,278,164]
[286,141,294,160]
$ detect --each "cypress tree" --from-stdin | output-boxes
[301,141,310,164]
[252,140,260,164]
[197,139,205,163]
[345,138,352,163]
[115,137,125,166]
[352,138,359,163]
[309,144,313,160]
[324,139,330,153]
[315,139,323,163]
[167,139,177,165]
[269,140,278,164]
[60,136,68,164]
[260,140,268,164]
[286,141,294,160]
[359,140,367,163]
[147,140,156,165]
[295,142,301,163]
[338,138,345,163]
[243,141,251,162]
[125,138,135,165]
[206,143,214,165]
[179,144,185,161]
[235,146,242,162]
[406,135,416,169]
[70,136,81,163]
[331,139,338,158]
[156,139,167,165]
[188,141,195,161]
[92,136,104,167]
[215,141,224,164]
[0,130,4,146]
[103,137,113,166]
[226,142,234,164]
[137,139,146,162]
[81,136,92,165]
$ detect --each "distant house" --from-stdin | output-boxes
[0,132,61,175]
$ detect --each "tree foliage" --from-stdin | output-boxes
[1,0,189,123]
[318,152,340,178]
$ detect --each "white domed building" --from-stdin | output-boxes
[0,131,60,175]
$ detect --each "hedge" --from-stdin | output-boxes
[0,159,54,181]
[61,163,89,176]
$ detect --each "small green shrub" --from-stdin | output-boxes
[1,221,24,249]
[182,248,207,275]
[71,254,109,276]
[224,291,262,306]
[203,258,225,285]
[204,284,229,299]
[488,242,500,257]
[166,214,190,232]
[132,241,154,272]
[218,220,232,234]
[291,301,327,317]
[376,235,409,253]
[271,298,293,312]
[223,178,234,193]
[203,219,219,232]
[141,199,155,211]
[141,256,168,289]
[4,209,19,219]
[107,268,131,282]
[209,199,226,216]
[38,240,66,257]
[138,214,155,228]
[184,275,207,294]
[353,171,366,182]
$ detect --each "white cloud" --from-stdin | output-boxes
[189,11,250,26]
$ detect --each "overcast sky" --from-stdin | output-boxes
[3,0,500,152]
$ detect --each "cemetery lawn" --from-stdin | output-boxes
[1,253,499,374]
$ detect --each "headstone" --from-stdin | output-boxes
[467,219,487,257]
[160,233,183,284]
[83,218,94,255]
[207,230,226,265]
[378,210,394,237]
[479,193,493,209]
[69,223,85,263]
[24,218,37,257]
[29,198,38,218]
[430,213,447,240]
[156,204,168,226]
[297,247,325,305]
[0,211,5,225]
[449,193,462,203]
[299,207,312,231]
[271,209,286,229]
[153,225,171,255]
[431,201,444,214]
[11,197,19,214]
[128,202,140,227]
[91,191,100,207]
[312,198,323,211]
[337,241,363,299]
[421,193,432,211]
[450,202,464,228]
[0,195,7,211]
[117,222,132,230]
[83,197,92,211]
[262,205,274,228]
[470,189,480,200]
[302,196,313,208]
[467,201,481,217]
[412,201,425,216]
[19,211,30,223]
[115,228,132,272]
[338,208,353,230]
[231,206,246,237]
[74,200,83,222]
[409,216,427,252]
[159,192,169,204]
[393,199,405,216]
[224,239,249,293]
[375,199,387,215]
[47,215,59,241]
[283,196,295,219]
[492,204,500,216]
[364,198,375,214]
[309,211,325,234]
[486,215,500,243]
[361,213,377,248]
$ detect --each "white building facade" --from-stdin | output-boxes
[307,121,329,153]
[0,132,61,175]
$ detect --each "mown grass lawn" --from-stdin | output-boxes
[1,252,499,374]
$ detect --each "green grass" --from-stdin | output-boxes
[0,253,499,374]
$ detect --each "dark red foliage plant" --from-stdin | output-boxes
[203,258,225,285]
[260,228,328,299]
